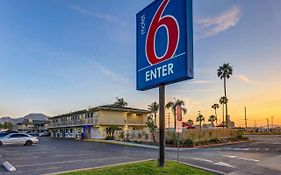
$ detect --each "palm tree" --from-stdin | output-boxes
[212,104,219,126]
[114,97,128,107]
[196,113,205,129]
[146,115,157,142]
[208,115,217,127]
[147,102,159,126]
[165,98,187,129]
[187,119,194,125]
[217,63,233,128]
[219,96,228,127]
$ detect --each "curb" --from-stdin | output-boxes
[177,161,226,175]
[87,139,252,151]
[43,159,154,175]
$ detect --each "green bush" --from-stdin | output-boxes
[195,140,208,146]
[210,137,220,144]
[166,138,174,145]
[235,130,245,139]
[105,136,114,140]
[183,138,194,147]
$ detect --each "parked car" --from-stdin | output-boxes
[0,133,39,146]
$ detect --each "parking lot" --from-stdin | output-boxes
[0,136,280,175]
[0,137,157,175]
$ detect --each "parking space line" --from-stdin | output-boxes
[16,156,132,168]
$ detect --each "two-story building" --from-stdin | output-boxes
[15,119,49,133]
[48,105,151,139]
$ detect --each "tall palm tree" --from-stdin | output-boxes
[208,115,217,127]
[165,98,187,129]
[217,63,233,128]
[211,104,219,126]
[147,102,159,125]
[114,97,128,107]
[196,113,205,129]
[219,96,228,127]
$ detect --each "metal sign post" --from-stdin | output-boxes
[159,84,165,167]
[176,105,183,163]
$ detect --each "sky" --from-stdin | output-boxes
[0,0,280,127]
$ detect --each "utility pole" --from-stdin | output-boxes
[244,107,247,130]
[267,118,270,132]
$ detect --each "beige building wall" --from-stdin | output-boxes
[98,111,127,126]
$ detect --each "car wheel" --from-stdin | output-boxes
[24,140,33,146]
[0,141,3,147]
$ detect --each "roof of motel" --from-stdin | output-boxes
[50,104,151,119]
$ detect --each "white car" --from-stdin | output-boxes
[0,133,39,146]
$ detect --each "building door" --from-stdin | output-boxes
[83,126,91,139]
[62,129,65,138]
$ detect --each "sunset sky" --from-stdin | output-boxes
[0,0,280,127]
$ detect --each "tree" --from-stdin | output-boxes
[105,126,120,138]
[146,115,157,142]
[147,102,159,126]
[208,115,217,127]
[196,113,205,129]
[212,104,219,126]
[165,99,187,129]
[217,63,233,128]
[114,97,128,107]
[219,96,228,127]
[187,119,194,125]
[3,122,13,130]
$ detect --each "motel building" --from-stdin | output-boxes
[48,105,151,139]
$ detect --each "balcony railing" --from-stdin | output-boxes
[48,118,95,128]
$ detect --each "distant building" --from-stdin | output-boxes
[14,119,49,133]
[48,105,151,139]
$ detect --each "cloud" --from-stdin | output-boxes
[191,80,217,84]
[235,74,259,84]
[171,88,220,94]
[196,6,241,38]
[90,60,128,83]
[69,4,128,27]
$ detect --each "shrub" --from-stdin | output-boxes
[195,140,208,146]
[166,138,174,145]
[210,137,220,144]
[119,131,124,140]
[105,136,114,140]
[235,130,245,139]
[183,138,194,147]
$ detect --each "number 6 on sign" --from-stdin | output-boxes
[146,0,179,65]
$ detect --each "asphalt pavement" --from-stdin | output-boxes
[0,135,280,175]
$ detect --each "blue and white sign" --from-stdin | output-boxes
[137,0,193,91]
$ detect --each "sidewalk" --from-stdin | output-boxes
[87,139,251,151]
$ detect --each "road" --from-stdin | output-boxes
[0,135,280,175]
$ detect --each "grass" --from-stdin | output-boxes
[60,160,213,175]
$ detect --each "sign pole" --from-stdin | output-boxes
[159,84,165,167]
[177,132,179,163]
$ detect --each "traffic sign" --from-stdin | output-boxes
[176,105,183,133]
[136,0,193,91]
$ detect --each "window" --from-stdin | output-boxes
[10,134,28,138]
[70,129,73,133]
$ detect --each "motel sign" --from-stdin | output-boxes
[137,0,193,90]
